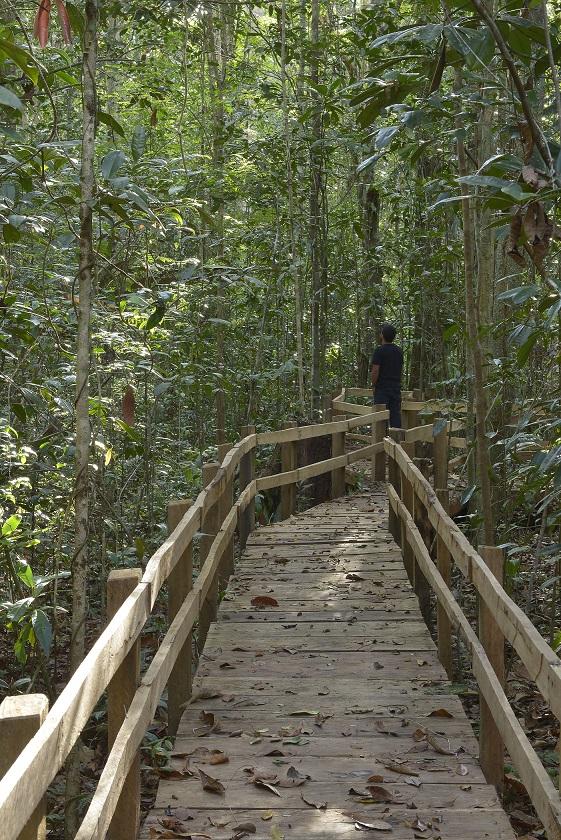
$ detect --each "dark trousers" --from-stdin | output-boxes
[374,385,402,429]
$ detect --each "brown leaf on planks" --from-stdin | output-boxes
[197,767,225,793]
[354,820,393,831]
[193,711,221,737]
[428,708,454,718]
[426,733,456,755]
[122,384,135,425]
[210,750,229,765]
[364,785,401,803]
[301,792,327,809]
[251,596,279,608]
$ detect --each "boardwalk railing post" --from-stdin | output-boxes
[388,428,404,543]
[167,499,193,736]
[322,394,332,423]
[479,545,505,789]
[281,422,298,520]
[412,457,432,627]
[107,568,142,840]
[401,441,416,585]
[331,419,346,500]
[433,419,448,492]
[239,425,256,550]
[218,443,235,587]
[436,488,453,678]
[199,462,220,648]
[0,694,48,840]
[372,404,386,482]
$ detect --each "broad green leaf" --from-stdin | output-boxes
[2,514,21,536]
[443,25,495,69]
[10,403,26,422]
[497,285,541,305]
[356,152,380,174]
[145,305,165,331]
[443,323,458,340]
[32,609,52,656]
[516,331,538,367]
[131,125,147,161]
[18,564,35,588]
[460,485,476,505]
[376,125,401,150]
[0,85,22,112]
[154,380,171,397]
[0,39,39,84]
[101,149,126,180]
[114,419,142,442]
[98,110,126,138]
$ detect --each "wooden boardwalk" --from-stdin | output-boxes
[141,493,516,840]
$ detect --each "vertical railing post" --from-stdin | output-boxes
[388,428,405,543]
[239,425,256,550]
[0,693,48,840]
[371,404,387,482]
[331,418,346,499]
[436,488,453,678]
[433,420,448,492]
[199,462,220,648]
[167,499,193,736]
[107,568,142,840]
[401,441,415,585]
[322,394,332,423]
[479,545,505,789]
[412,457,432,627]
[281,421,298,520]
[217,443,234,587]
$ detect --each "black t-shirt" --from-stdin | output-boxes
[371,343,403,388]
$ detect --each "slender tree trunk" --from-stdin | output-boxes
[281,0,305,406]
[455,68,494,545]
[65,0,98,835]
[207,11,227,443]
[310,0,322,416]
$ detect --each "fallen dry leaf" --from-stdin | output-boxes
[428,708,454,718]
[251,596,279,607]
[455,764,468,776]
[301,792,327,809]
[254,778,282,796]
[270,826,284,840]
[210,751,229,765]
[354,820,393,832]
[426,733,456,755]
[364,785,401,803]
[261,811,274,820]
[403,776,422,787]
[197,767,225,793]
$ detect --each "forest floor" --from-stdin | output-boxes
[0,461,558,837]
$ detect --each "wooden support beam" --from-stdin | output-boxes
[107,568,142,840]
[433,421,448,491]
[217,443,234,587]
[372,403,386,481]
[281,422,298,520]
[401,441,415,585]
[436,488,453,679]
[479,544,505,789]
[0,694,48,840]
[322,395,332,423]
[238,426,256,549]
[331,420,346,499]
[412,457,432,627]
[166,499,193,736]
[388,428,405,543]
[199,462,220,648]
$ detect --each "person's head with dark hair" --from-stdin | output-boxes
[381,323,397,343]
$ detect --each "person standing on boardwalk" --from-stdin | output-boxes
[371,323,404,428]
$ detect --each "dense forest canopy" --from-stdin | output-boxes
[1,0,561,776]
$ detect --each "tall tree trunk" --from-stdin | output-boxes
[207,11,227,443]
[65,0,98,835]
[455,68,494,545]
[310,0,322,416]
[281,0,305,406]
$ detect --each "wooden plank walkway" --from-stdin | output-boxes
[141,493,516,840]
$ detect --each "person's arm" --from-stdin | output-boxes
[371,364,380,389]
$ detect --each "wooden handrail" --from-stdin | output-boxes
[0,407,387,840]
[387,484,561,840]
[385,438,561,840]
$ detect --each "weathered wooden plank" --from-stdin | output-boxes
[141,807,513,840]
